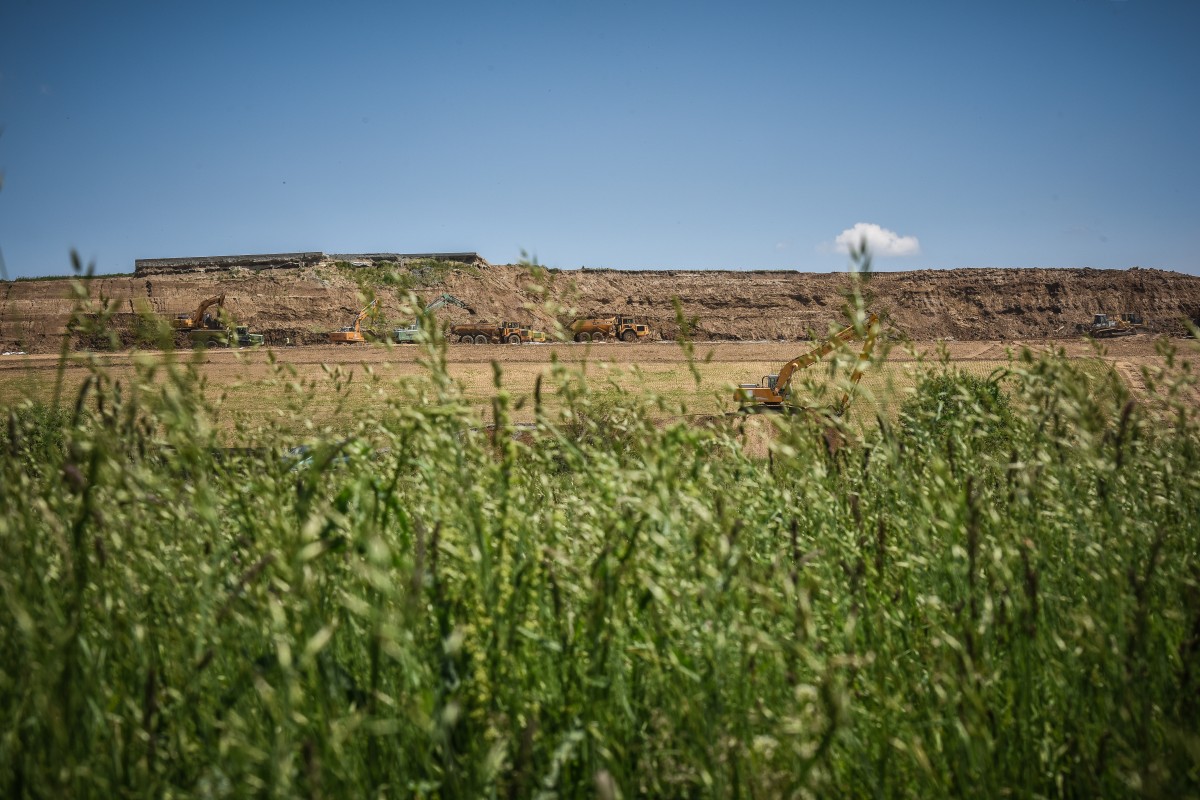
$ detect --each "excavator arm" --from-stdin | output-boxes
[775,313,878,397]
[352,299,378,333]
[736,312,879,412]
[194,294,225,328]
[425,294,474,314]
[834,316,879,415]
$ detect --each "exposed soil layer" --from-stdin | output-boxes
[2,264,1198,353]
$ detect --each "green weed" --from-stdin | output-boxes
[0,318,1198,797]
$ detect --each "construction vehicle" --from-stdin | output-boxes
[735,313,879,413]
[171,293,261,347]
[234,326,264,347]
[172,294,226,331]
[393,294,474,344]
[188,321,264,348]
[187,325,263,348]
[570,315,651,342]
[450,320,543,344]
[1088,312,1145,338]
[329,299,377,344]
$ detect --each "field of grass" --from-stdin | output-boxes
[0,336,1137,440]
[1,330,1199,796]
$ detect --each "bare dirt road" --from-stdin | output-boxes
[2,336,1193,436]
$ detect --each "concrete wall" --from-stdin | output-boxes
[135,252,326,276]
[134,251,490,277]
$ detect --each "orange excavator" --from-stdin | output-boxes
[329,299,377,344]
[735,312,879,413]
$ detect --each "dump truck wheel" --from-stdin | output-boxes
[474,334,489,345]
[575,332,586,342]
[621,329,636,342]
[507,334,521,345]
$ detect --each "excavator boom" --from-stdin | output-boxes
[352,299,378,333]
[425,294,473,313]
[393,295,474,343]
[329,299,376,344]
[174,294,225,330]
[736,312,879,413]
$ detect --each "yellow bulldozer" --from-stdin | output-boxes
[1088,312,1145,338]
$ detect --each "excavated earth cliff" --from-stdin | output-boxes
[1,264,1198,353]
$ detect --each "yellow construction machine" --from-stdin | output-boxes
[450,320,545,344]
[172,294,226,331]
[735,313,879,413]
[329,299,377,344]
[170,294,263,347]
[1088,312,1145,338]
[570,315,651,342]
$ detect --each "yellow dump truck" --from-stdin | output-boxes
[570,315,651,342]
[450,321,543,344]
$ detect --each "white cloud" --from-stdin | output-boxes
[834,222,920,257]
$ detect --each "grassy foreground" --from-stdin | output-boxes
[1,333,1199,798]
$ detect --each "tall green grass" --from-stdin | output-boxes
[1,329,1198,797]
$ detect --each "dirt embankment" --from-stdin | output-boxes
[2,265,1198,353]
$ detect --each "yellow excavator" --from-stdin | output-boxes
[172,294,226,330]
[329,299,377,344]
[735,312,879,413]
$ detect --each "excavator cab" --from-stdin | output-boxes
[740,374,779,390]
[736,375,783,406]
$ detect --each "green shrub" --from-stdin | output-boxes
[0,401,70,463]
[899,369,1020,461]
[335,258,474,295]
[1,339,1198,798]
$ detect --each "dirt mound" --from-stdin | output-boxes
[2,264,1198,353]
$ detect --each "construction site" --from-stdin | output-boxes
[2,254,1200,353]
[2,253,1199,429]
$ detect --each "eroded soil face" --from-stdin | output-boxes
[3,265,1198,354]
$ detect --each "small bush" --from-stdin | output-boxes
[1,401,70,463]
[899,370,1020,460]
[335,258,473,295]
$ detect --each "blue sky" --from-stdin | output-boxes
[1,0,1197,277]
